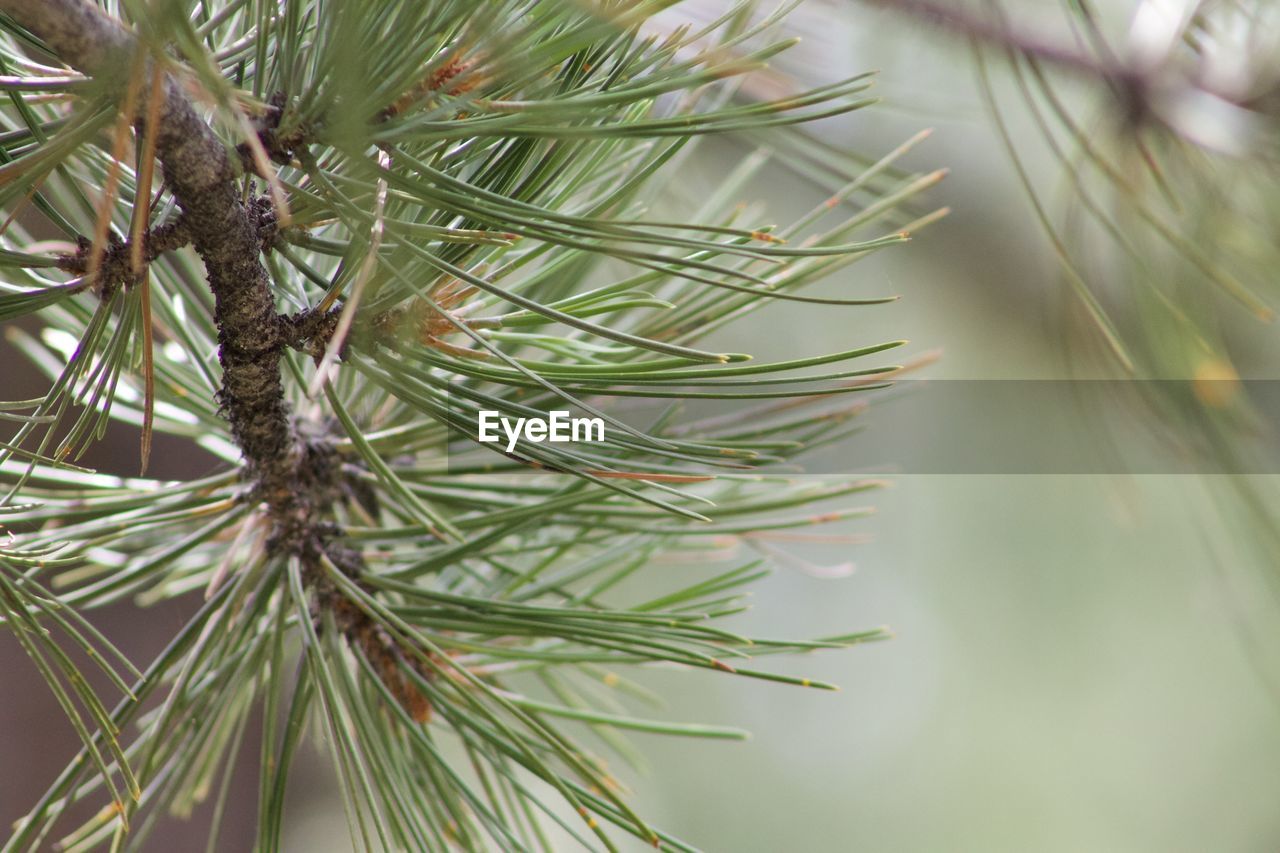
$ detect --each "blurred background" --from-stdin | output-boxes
[5,1,1280,850]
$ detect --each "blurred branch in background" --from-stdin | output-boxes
[858,0,1280,685]
[866,0,1280,153]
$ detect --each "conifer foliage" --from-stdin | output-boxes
[0,1,939,848]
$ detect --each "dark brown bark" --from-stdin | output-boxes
[1,0,430,715]
[57,216,192,295]
[2,0,298,521]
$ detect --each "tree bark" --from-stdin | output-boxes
[1,0,433,721]
[1,0,298,522]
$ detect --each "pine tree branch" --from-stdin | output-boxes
[0,4,929,841]
[1,0,296,509]
[0,0,428,712]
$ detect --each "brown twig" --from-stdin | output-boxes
[57,216,192,296]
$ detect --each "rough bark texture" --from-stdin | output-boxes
[1,0,297,515]
[2,0,433,719]
[57,216,193,295]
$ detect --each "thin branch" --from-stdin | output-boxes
[863,0,1274,126]
[57,216,192,293]
[866,0,1131,82]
